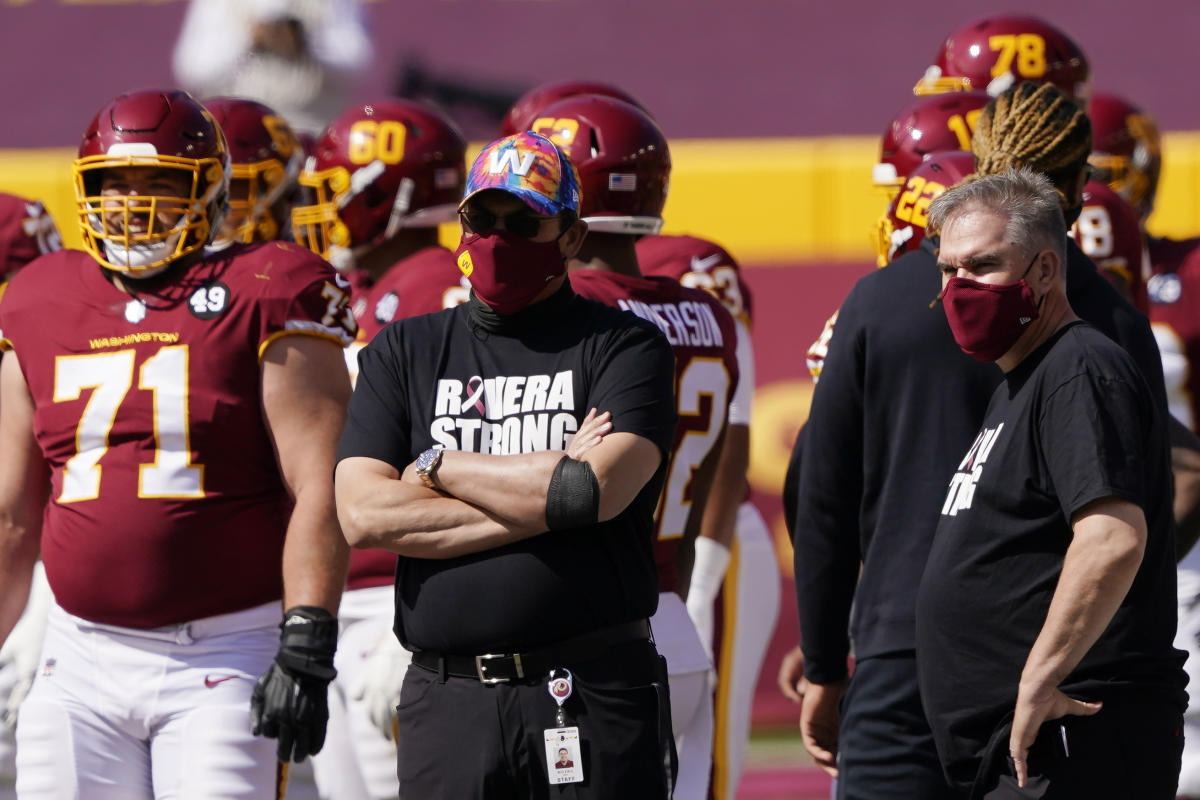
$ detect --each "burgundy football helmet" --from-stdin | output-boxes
[74,89,229,274]
[292,99,466,269]
[914,16,1089,101]
[0,193,62,281]
[500,80,647,138]
[1087,93,1161,223]
[1072,180,1148,312]
[874,91,990,193]
[875,150,976,266]
[204,97,303,244]
[527,95,670,235]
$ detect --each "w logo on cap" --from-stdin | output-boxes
[488,149,536,176]
[462,132,581,217]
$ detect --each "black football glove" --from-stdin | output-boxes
[250,605,338,763]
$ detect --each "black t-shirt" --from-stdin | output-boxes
[793,237,1170,685]
[916,321,1187,792]
[337,285,677,654]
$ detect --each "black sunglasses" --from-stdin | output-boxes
[459,207,558,239]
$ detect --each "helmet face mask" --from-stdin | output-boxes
[204,97,303,246]
[291,161,354,262]
[73,90,230,276]
[76,156,226,276]
[1087,93,1161,223]
[290,99,466,267]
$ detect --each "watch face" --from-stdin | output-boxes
[417,449,437,472]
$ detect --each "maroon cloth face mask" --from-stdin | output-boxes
[942,252,1041,362]
[455,230,566,315]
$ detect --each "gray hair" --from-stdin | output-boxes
[926,166,1067,265]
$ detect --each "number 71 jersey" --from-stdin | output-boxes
[0,242,356,629]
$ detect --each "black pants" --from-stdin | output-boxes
[837,653,959,800]
[396,639,676,799]
[973,697,1183,799]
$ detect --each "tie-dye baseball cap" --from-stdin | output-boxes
[460,132,581,216]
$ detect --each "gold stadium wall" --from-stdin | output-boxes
[5,134,1200,261]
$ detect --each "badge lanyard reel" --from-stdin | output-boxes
[544,668,584,784]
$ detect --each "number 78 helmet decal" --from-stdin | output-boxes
[913,15,1089,101]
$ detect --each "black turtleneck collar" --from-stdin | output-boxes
[467,281,577,335]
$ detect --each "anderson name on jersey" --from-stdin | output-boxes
[570,270,739,594]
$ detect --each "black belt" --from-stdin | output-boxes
[411,619,651,684]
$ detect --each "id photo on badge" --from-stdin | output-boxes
[544,727,584,784]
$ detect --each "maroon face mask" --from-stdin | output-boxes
[455,231,567,315]
[942,252,1042,362]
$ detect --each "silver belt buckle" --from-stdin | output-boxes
[475,652,524,684]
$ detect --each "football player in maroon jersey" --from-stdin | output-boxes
[0,192,61,800]
[1071,180,1149,313]
[0,90,355,799]
[1087,92,1200,293]
[533,93,737,800]
[204,96,304,247]
[0,194,62,284]
[291,97,466,800]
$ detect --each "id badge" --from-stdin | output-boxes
[544,726,584,784]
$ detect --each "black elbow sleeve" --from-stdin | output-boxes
[545,456,600,530]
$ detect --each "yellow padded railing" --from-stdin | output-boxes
[4,134,1200,262]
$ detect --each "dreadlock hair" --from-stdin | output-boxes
[972,81,1092,208]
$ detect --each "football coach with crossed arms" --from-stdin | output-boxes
[916,167,1187,798]
[334,131,679,798]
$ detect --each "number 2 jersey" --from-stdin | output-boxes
[0,242,356,628]
[569,270,739,594]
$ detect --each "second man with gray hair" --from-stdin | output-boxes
[916,166,1186,799]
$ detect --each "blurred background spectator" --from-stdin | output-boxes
[172,0,372,136]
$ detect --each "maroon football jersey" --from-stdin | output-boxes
[1148,245,1200,432]
[570,270,739,594]
[344,246,469,591]
[355,246,467,342]
[637,234,754,328]
[1071,181,1148,314]
[0,193,61,280]
[0,242,356,628]
[1149,235,1200,283]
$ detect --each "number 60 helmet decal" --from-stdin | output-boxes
[291,99,466,270]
